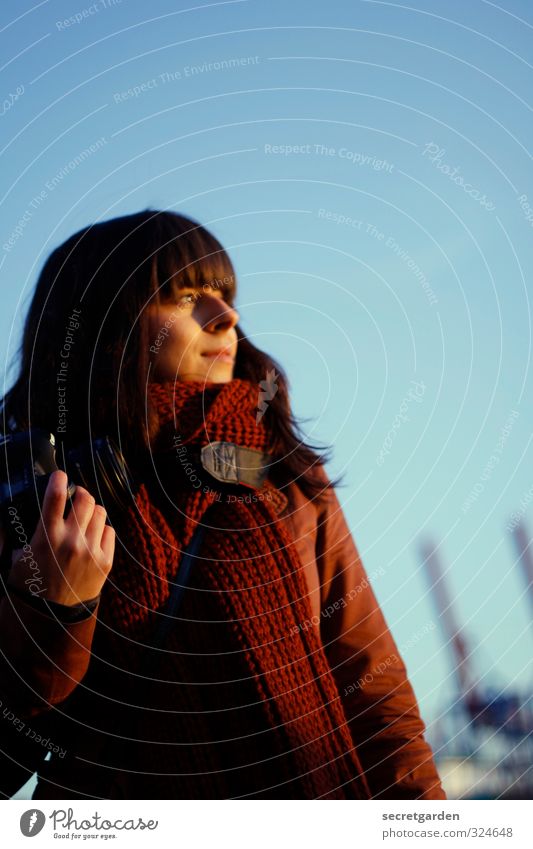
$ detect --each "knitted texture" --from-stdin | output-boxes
[94,378,371,799]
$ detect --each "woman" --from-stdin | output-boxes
[0,210,445,800]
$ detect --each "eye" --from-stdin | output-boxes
[176,291,200,307]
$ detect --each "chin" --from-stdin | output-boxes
[205,375,234,383]
[202,366,235,382]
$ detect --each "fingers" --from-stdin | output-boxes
[100,524,116,569]
[82,504,116,568]
[41,473,115,568]
[65,485,96,536]
[85,504,107,550]
[40,469,69,536]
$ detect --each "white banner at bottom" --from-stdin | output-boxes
[2,799,531,848]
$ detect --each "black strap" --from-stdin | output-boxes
[5,582,100,623]
[150,519,208,650]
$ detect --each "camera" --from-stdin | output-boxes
[0,428,136,550]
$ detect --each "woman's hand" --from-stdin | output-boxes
[6,470,115,606]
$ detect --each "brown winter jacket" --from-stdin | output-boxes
[0,476,446,800]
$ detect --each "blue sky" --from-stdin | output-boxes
[1,0,532,730]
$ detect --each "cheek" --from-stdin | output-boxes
[166,321,197,356]
[158,320,205,370]
[148,315,192,362]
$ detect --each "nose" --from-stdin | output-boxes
[201,295,240,333]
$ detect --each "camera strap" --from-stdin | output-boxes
[149,512,210,651]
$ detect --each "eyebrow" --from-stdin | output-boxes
[180,282,232,297]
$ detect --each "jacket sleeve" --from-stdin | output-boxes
[0,587,98,720]
[315,483,446,799]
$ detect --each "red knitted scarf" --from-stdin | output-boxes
[94,378,370,800]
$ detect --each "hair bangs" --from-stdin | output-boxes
[151,220,237,307]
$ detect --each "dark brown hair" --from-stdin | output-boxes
[1,210,341,500]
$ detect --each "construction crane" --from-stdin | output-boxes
[511,521,533,625]
[419,539,475,702]
[418,534,533,799]
[420,539,513,730]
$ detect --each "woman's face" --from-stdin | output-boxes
[146,283,240,382]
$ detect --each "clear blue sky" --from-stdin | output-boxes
[1,0,532,730]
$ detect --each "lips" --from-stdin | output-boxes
[201,346,235,362]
